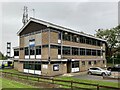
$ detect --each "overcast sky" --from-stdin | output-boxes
[0,0,119,56]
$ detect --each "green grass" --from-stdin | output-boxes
[0,77,35,88]
[1,69,119,89]
[55,76,118,88]
[53,77,118,90]
[1,68,20,74]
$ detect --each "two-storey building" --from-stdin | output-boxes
[14,18,106,76]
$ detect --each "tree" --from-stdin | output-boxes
[0,51,7,60]
[95,25,120,58]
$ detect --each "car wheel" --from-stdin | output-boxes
[88,72,92,75]
[102,73,106,77]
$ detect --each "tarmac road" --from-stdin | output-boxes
[73,74,119,83]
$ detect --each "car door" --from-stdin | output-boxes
[95,68,102,75]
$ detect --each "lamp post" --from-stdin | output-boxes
[117,29,120,46]
[112,55,114,66]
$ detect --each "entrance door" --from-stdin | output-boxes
[67,61,71,73]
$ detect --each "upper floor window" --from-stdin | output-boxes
[72,35,77,42]
[79,36,86,43]
[36,46,41,55]
[14,50,19,56]
[63,32,71,41]
[58,46,61,55]
[72,47,78,55]
[25,47,29,55]
[80,48,85,55]
[58,32,61,40]
[92,50,96,56]
[63,46,71,55]
[30,47,35,55]
[97,50,101,56]
[86,49,91,55]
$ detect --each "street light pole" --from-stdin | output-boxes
[112,55,114,66]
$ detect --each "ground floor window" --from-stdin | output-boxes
[72,61,79,68]
[94,61,97,65]
[53,64,59,71]
[88,61,91,65]
[82,61,85,65]
[23,61,41,70]
[103,60,105,64]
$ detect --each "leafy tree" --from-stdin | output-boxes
[95,25,120,58]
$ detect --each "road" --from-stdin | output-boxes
[73,74,119,83]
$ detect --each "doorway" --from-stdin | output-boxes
[67,61,71,73]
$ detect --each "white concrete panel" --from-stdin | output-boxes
[24,69,29,73]
[58,55,61,59]
[36,55,41,59]
[30,55,35,59]
[29,70,34,74]
[71,68,79,72]
[14,56,19,59]
[58,40,61,43]
[25,55,29,59]
[35,70,41,75]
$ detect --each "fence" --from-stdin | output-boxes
[1,71,120,90]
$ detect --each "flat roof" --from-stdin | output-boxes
[17,17,106,42]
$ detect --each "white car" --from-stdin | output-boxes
[88,67,111,76]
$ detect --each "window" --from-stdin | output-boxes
[72,35,77,42]
[72,61,79,68]
[92,50,96,56]
[25,47,29,55]
[36,46,41,55]
[82,61,85,65]
[103,60,105,64]
[58,32,61,40]
[92,39,97,45]
[24,61,41,70]
[94,61,96,64]
[86,49,91,55]
[63,32,71,41]
[79,36,86,43]
[30,47,35,55]
[97,50,101,56]
[14,50,19,56]
[63,46,71,55]
[58,46,61,55]
[51,45,58,48]
[97,40,101,46]
[88,61,91,65]
[53,64,59,71]
[23,61,29,69]
[80,48,85,55]
[35,64,41,70]
[86,38,92,44]
[42,45,48,48]
[72,47,78,55]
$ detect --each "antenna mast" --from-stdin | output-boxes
[32,9,35,18]
[22,6,28,25]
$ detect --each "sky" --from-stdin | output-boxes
[0,0,119,56]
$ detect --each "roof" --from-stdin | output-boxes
[17,17,106,42]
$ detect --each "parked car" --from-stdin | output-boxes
[88,67,111,76]
[107,64,120,72]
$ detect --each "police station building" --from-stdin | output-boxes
[13,18,106,76]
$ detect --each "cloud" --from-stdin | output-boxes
[1,2,118,56]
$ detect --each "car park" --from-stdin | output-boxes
[88,67,111,76]
[107,64,120,72]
